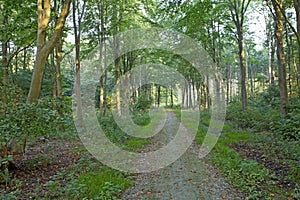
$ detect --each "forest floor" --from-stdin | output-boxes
[1,111,299,199]
[122,111,244,200]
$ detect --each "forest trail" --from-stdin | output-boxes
[122,111,243,200]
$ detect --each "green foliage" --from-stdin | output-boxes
[188,111,287,199]
[99,111,153,145]
[124,138,151,150]
[226,101,280,131]
[0,100,59,146]
[132,112,151,126]
[76,168,132,199]
[208,130,274,199]
[0,156,13,185]
[0,85,74,160]
[133,93,153,112]
[271,104,300,141]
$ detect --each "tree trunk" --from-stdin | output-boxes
[294,0,300,95]
[170,88,174,108]
[73,0,85,125]
[272,0,288,116]
[56,38,63,100]
[27,0,72,103]
[182,85,185,109]
[165,87,168,107]
[238,29,247,111]
[23,49,27,70]
[1,39,8,84]
[51,51,57,98]
[102,41,108,116]
[229,0,251,111]
[269,35,276,86]
[157,85,161,108]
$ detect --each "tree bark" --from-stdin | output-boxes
[27,0,72,103]
[73,0,86,126]
[228,0,251,111]
[272,0,288,116]
[294,0,300,95]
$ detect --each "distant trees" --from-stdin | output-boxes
[0,0,299,117]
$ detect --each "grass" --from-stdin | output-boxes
[124,138,151,151]
[175,109,299,199]
[76,167,132,199]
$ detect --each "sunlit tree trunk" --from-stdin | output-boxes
[27,0,72,103]
[1,14,9,84]
[269,36,276,86]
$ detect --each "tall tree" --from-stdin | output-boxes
[228,0,251,111]
[73,0,86,125]
[27,0,72,103]
[271,0,288,115]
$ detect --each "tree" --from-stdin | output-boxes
[227,0,251,111]
[27,0,72,103]
[270,0,289,115]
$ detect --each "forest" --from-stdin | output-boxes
[0,0,300,199]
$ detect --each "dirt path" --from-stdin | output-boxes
[122,111,243,200]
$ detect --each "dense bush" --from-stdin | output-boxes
[0,83,74,158]
[133,93,152,112]
[271,106,300,141]
[226,101,280,131]
[226,94,300,141]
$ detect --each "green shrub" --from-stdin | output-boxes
[133,93,152,112]
[271,111,300,141]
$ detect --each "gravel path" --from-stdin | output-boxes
[122,111,244,200]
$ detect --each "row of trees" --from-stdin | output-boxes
[1,0,300,119]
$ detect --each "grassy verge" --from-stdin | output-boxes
[174,109,299,199]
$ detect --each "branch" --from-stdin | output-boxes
[274,0,300,45]
[7,44,32,66]
[43,0,72,55]
[241,0,251,26]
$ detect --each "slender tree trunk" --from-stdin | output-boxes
[73,0,85,125]
[189,81,192,108]
[115,55,121,114]
[238,29,247,111]
[165,87,168,107]
[1,11,8,84]
[269,36,276,86]
[56,38,63,100]
[157,85,161,108]
[171,88,174,108]
[286,27,293,99]
[196,83,200,109]
[182,86,185,109]
[192,80,195,108]
[51,51,57,98]
[103,42,108,116]
[294,0,300,95]
[272,0,288,116]
[226,63,230,103]
[1,41,8,84]
[23,49,27,70]
[229,0,251,111]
